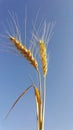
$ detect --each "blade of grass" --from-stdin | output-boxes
[5,85,33,119]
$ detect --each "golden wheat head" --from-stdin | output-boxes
[32,20,55,76]
[39,40,47,77]
[9,36,38,70]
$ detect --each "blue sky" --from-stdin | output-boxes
[0,0,73,130]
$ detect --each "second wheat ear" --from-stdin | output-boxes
[39,40,47,77]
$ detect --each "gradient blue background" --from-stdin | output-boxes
[0,0,73,130]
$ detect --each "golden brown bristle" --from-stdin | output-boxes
[9,36,38,70]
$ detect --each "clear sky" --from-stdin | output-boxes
[0,0,73,130]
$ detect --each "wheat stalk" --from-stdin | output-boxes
[31,20,55,130]
[1,11,55,130]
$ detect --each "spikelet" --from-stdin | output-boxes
[9,36,38,70]
[34,87,43,130]
[39,40,47,77]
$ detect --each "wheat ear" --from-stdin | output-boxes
[39,40,47,77]
[9,36,38,70]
